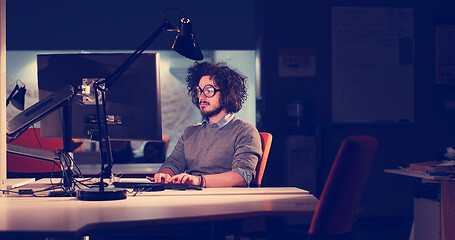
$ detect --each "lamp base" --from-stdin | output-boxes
[76,187,127,201]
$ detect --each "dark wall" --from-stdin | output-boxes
[7,0,455,218]
[6,0,255,50]
[258,0,455,218]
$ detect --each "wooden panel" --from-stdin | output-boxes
[0,0,7,191]
[441,180,455,240]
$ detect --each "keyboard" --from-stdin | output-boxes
[112,179,202,191]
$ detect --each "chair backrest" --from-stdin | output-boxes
[7,128,63,176]
[309,135,378,237]
[251,132,272,187]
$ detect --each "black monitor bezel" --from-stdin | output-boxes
[37,53,162,142]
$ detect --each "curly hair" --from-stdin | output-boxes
[186,62,247,113]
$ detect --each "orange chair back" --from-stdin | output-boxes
[7,128,63,174]
[309,135,378,237]
[251,132,272,187]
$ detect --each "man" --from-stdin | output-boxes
[153,62,262,187]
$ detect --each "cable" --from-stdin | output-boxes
[46,149,78,196]
[132,188,144,197]
[74,178,104,189]
[5,146,117,198]
[1,189,20,194]
[70,154,84,178]
[31,125,43,149]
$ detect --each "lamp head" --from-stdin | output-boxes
[171,17,203,61]
[11,86,26,111]
[6,81,26,111]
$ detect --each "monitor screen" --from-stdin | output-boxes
[37,53,162,142]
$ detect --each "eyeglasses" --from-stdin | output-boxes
[196,84,220,98]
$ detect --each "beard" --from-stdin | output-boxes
[200,104,224,118]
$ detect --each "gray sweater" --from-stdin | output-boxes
[159,114,262,186]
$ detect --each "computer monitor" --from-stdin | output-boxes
[37,53,163,164]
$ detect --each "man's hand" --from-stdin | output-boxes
[169,173,201,185]
[153,173,172,183]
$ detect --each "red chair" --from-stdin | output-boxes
[308,135,378,239]
[7,128,63,178]
[251,132,272,187]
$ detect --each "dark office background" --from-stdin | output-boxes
[6,0,455,220]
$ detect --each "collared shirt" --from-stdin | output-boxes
[159,114,262,186]
[201,113,234,129]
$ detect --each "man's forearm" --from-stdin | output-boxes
[158,167,175,176]
[203,171,246,187]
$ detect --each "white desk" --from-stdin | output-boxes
[0,184,317,239]
[385,168,455,240]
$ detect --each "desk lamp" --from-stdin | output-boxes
[76,8,203,201]
[6,79,26,111]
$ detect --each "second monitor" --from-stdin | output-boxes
[37,53,163,164]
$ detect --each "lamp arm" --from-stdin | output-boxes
[89,19,173,184]
[101,19,174,90]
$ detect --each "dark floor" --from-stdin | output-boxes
[351,217,412,240]
[236,216,413,240]
[0,216,413,240]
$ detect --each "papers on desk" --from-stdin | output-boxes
[409,160,455,173]
[437,160,455,167]
[5,178,36,190]
[407,147,455,174]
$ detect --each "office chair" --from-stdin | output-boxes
[7,128,63,178]
[251,132,272,187]
[236,135,377,240]
[308,135,378,240]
